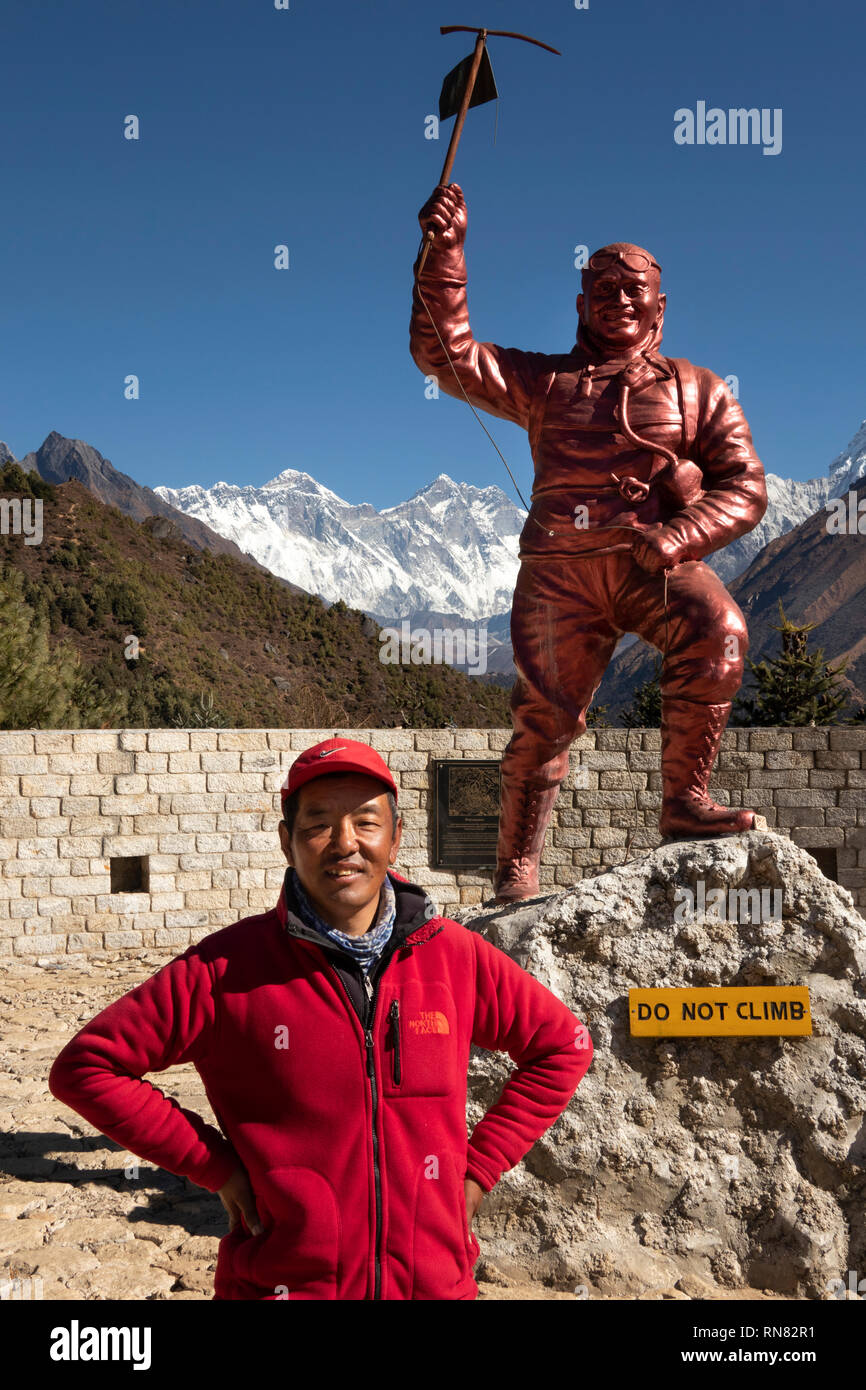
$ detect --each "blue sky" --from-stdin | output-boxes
[1,0,863,510]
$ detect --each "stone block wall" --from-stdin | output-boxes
[0,725,864,957]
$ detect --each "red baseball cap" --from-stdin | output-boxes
[281,738,398,807]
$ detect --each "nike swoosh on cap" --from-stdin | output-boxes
[318,747,348,758]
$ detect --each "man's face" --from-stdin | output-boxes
[279,773,401,935]
[577,264,664,352]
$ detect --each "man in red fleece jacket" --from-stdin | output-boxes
[49,737,593,1300]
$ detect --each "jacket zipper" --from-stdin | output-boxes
[318,952,389,1300]
[290,920,440,1299]
[389,997,402,1085]
[362,971,384,1301]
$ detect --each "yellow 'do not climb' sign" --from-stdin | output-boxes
[629,986,812,1037]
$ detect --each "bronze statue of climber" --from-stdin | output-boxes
[410,183,768,903]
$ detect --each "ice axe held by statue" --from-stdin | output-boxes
[415,25,561,280]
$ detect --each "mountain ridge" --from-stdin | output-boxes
[2,431,306,590]
[0,463,511,730]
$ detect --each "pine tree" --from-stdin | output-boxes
[733,600,848,726]
[621,662,662,728]
[170,689,228,729]
[0,567,125,728]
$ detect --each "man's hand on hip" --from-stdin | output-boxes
[465,1176,485,1225]
[218,1165,263,1236]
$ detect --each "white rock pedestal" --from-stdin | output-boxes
[459,829,866,1299]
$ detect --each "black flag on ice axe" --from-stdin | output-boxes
[438,44,498,121]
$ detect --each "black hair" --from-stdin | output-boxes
[281,774,399,840]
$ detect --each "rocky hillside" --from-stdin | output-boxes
[11,432,302,586]
[0,464,510,730]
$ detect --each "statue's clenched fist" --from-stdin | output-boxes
[417,182,467,250]
[631,526,690,574]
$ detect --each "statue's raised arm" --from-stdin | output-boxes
[410,183,556,430]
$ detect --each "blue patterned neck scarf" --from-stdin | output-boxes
[290,869,397,975]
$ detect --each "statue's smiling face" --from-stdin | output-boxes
[577,264,664,351]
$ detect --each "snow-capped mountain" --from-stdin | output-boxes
[155,471,523,621]
[155,464,830,619]
[828,418,866,498]
[705,416,866,582]
[707,472,829,583]
[703,418,866,580]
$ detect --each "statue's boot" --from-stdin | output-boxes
[659,697,755,839]
[493,754,567,904]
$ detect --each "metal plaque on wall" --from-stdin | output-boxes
[433,759,501,868]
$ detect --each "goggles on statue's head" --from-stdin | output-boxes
[588,249,662,274]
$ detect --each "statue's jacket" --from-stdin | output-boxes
[410,240,767,560]
[48,870,591,1301]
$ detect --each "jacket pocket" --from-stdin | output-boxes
[381,982,460,1098]
[221,1166,341,1299]
[411,1150,474,1299]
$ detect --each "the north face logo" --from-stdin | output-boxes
[407,1011,450,1035]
